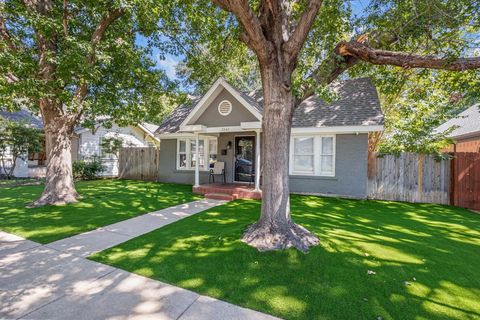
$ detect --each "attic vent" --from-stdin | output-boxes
[218,100,232,116]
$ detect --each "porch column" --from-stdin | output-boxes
[255,130,261,191]
[194,133,200,187]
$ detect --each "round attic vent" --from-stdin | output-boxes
[218,100,232,116]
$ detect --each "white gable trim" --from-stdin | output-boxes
[179,78,262,131]
[137,123,160,142]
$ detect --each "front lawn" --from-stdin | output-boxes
[91,196,480,320]
[0,179,201,243]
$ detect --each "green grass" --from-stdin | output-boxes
[0,179,201,243]
[91,196,480,320]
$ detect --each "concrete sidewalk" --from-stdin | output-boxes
[46,199,226,257]
[0,200,280,320]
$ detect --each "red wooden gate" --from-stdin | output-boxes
[451,152,480,211]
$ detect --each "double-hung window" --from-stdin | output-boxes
[292,137,315,174]
[290,135,335,176]
[177,137,217,170]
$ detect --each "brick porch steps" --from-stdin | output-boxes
[205,193,236,201]
[193,183,262,200]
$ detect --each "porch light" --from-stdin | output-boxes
[226,141,232,150]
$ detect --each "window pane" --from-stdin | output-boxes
[190,140,196,153]
[179,140,186,153]
[294,155,314,172]
[198,140,204,154]
[179,154,187,168]
[322,137,333,155]
[209,140,217,154]
[321,155,334,173]
[294,137,314,155]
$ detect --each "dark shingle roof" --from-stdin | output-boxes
[156,99,199,134]
[293,78,383,127]
[156,77,383,134]
[436,104,480,138]
[0,109,43,129]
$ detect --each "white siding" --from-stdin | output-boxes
[77,124,153,177]
[2,146,45,178]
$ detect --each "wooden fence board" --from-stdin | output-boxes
[452,152,480,211]
[368,152,450,205]
[118,147,159,181]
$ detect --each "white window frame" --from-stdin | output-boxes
[176,137,218,171]
[289,134,336,177]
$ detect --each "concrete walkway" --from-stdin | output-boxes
[0,200,280,320]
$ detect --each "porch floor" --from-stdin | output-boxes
[193,183,262,200]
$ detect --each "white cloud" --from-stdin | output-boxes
[157,54,179,80]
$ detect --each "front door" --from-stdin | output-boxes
[234,136,255,183]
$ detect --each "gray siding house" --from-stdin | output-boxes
[155,77,384,199]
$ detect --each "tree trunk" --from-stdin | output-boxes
[242,66,319,253]
[30,105,79,207]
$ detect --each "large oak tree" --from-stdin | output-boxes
[0,0,177,206]
[164,0,480,251]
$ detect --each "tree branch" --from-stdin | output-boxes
[284,0,323,65]
[74,7,125,105]
[338,40,480,71]
[212,0,271,62]
[63,0,68,37]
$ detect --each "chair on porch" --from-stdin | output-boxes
[209,161,226,184]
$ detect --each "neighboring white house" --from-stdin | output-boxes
[0,109,46,178]
[1,108,160,178]
[73,122,160,176]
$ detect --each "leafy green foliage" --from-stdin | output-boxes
[100,136,123,159]
[158,0,479,153]
[0,119,43,178]
[72,159,105,180]
[0,0,182,127]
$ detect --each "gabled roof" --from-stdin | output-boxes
[179,78,263,129]
[156,77,383,134]
[0,109,43,129]
[436,104,480,139]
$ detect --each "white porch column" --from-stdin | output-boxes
[194,133,200,187]
[255,130,261,191]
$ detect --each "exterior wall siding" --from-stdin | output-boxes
[78,124,153,177]
[158,139,211,184]
[290,133,368,198]
[158,133,369,198]
[189,89,258,127]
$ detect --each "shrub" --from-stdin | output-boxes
[72,159,104,180]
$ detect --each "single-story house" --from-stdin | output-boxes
[0,109,159,177]
[155,77,384,199]
[436,104,480,153]
[73,122,160,176]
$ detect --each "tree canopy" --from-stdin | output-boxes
[157,0,480,153]
[0,0,180,127]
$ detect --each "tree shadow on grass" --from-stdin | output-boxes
[0,179,202,243]
[91,196,480,320]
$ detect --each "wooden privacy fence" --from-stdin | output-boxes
[368,152,450,205]
[451,152,480,211]
[118,147,160,181]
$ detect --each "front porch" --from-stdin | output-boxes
[193,183,262,200]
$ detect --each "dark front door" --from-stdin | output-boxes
[234,136,255,183]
